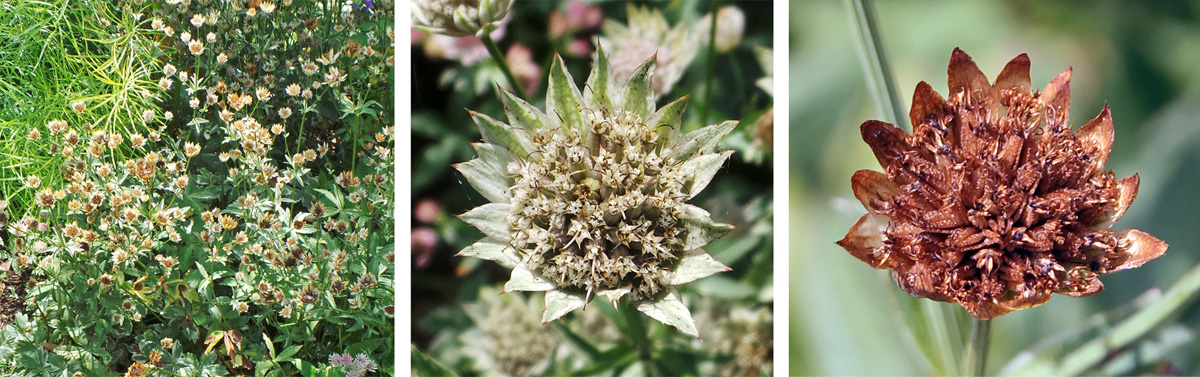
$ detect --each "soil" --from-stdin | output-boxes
[0,267,30,330]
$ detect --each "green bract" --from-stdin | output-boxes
[412,0,512,37]
[456,46,736,337]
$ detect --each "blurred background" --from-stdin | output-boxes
[790,1,1200,375]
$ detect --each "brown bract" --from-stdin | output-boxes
[838,48,1168,319]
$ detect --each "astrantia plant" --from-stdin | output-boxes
[838,48,1169,319]
[599,4,699,99]
[412,0,512,37]
[456,45,736,337]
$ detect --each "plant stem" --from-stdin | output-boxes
[963,318,991,376]
[480,32,527,100]
[702,0,720,127]
[623,302,656,376]
[848,0,908,131]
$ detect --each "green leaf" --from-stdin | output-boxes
[459,203,511,241]
[471,110,531,158]
[505,263,556,293]
[553,321,602,359]
[454,143,515,203]
[681,150,733,199]
[546,54,584,135]
[677,204,734,250]
[622,57,656,118]
[542,290,587,324]
[668,249,730,285]
[671,121,737,162]
[411,345,457,377]
[635,288,698,338]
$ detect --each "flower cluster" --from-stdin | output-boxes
[600,4,699,98]
[458,46,735,337]
[839,49,1168,319]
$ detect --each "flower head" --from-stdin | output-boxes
[697,6,746,53]
[456,47,735,337]
[599,4,699,99]
[838,48,1168,319]
[412,0,512,37]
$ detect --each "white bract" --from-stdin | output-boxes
[456,46,736,337]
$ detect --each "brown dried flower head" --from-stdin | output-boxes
[838,48,1168,319]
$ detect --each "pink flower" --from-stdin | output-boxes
[549,0,603,38]
[506,43,542,95]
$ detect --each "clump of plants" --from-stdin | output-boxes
[0,0,395,375]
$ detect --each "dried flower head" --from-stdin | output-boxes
[412,0,512,37]
[599,4,699,99]
[838,48,1168,319]
[457,47,735,337]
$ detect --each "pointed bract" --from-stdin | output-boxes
[636,289,699,338]
[542,290,587,324]
[669,249,730,285]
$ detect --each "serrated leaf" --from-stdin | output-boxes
[677,204,734,250]
[671,121,737,162]
[623,57,656,118]
[542,290,587,324]
[681,150,733,198]
[455,144,515,203]
[546,54,584,134]
[585,45,615,110]
[460,203,511,241]
[457,239,520,269]
[669,249,730,285]
[471,111,531,157]
[636,288,698,338]
[498,87,550,130]
[505,263,556,292]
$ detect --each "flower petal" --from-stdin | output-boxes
[1057,272,1104,297]
[506,263,556,292]
[669,249,730,285]
[860,120,910,172]
[498,86,550,131]
[993,53,1032,97]
[671,121,737,162]
[1076,104,1114,177]
[1040,67,1073,130]
[471,110,532,158]
[908,81,948,131]
[454,143,515,203]
[677,204,734,250]
[546,53,585,134]
[457,239,520,269]
[947,48,995,111]
[1109,229,1168,273]
[622,56,656,118]
[635,288,699,338]
[1090,173,1139,230]
[850,169,899,212]
[459,203,511,241]
[836,213,895,269]
[542,289,587,324]
[682,150,734,199]
[584,44,615,111]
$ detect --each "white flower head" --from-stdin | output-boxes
[697,6,746,54]
[599,4,700,99]
[412,0,512,37]
[456,47,735,337]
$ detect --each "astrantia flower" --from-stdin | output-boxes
[599,4,699,99]
[412,0,512,37]
[456,47,735,337]
[838,48,1168,319]
[697,6,746,53]
[461,286,560,376]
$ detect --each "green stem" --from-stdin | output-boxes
[480,32,527,100]
[623,302,656,376]
[848,0,908,131]
[963,318,991,376]
[702,0,720,127]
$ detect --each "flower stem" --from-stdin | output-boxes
[702,0,720,127]
[480,32,527,100]
[848,0,908,131]
[623,302,657,376]
[963,318,991,376]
